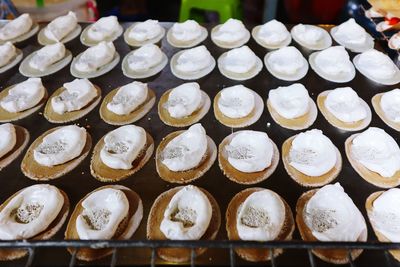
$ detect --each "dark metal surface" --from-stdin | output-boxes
[0,21,399,267]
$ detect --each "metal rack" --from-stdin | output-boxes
[1,239,400,267]
[2,5,400,267]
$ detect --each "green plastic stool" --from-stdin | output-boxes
[179,0,242,23]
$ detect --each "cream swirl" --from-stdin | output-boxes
[351,127,400,177]
[289,129,337,176]
[0,78,45,113]
[107,81,148,115]
[127,44,163,72]
[51,78,97,114]
[304,183,367,242]
[160,185,212,240]
[218,85,255,119]
[87,16,120,41]
[221,46,257,74]
[267,46,305,75]
[356,49,398,81]
[100,125,146,170]
[334,18,368,45]
[213,18,247,43]
[370,188,400,242]
[171,20,202,42]
[161,123,207,172]
[0,42,16,67]
[314,46,353,76]
[269,83,310,119]
[324,87,367,123]
[380,89,400,122]
[226,130,273,173]
[76,188,129,239]
[0,184,64,240]
[0,14,32,41]
[44,11,77,42]
[0,123,16,158]
[167,82,202,118]
[29,42,66,71]
[175,45,212,73]
[129,19,162,42]
[75,41,115,73]
[237,190,285,241]
[257,19,289,45]
[33,125,87,167]
[292,24,323,46]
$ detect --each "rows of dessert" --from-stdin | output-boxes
[0,12,375,50]
[0,74,400,187]
[2,78,399,130]
[1,180,398,264]
[0,13,398,86]
[8,122,400,188]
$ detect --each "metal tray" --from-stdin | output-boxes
[0,22,399,267]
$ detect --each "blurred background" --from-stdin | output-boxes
[3,0,399,51]
[4,0,371,24]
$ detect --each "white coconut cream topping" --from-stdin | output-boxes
[370,188,400,242]
[257,19,290,45]
[87,16,120,41]
[44,11,77,42]
[314,46,353,76]
[29,42,66,71]
[175,45,212,73]
[289,129,337,176]
[0,123,16,158]
[162,123,207,172]
[218,85,255,119]
[166,82,202,118]
[221,45,257,74]
[0,78,45,113]
[33,125,86,167]
[304,183,367,242]
[334,18,369,46]
[356,49,398,81]
[171,20,202,42]
[0,42,16,67]
[75,41,115,73]
[267,46,305,75]
[76,188,129,239]
[0,184,63,240]
[380,89,400,122]
[269,83,310,119]
[127,44,163,72]
[129,19,162,42]
[100,125,146,170]
[226,130,273,173]
[0,14,33,41]
[213,18,247,43]
[160,185,212,240]
[51,78,97,114]
[292,24,323,46]
[325,87,367,123]
[236,190,285,241]
[351,127,400,177]
[107,81,148,115]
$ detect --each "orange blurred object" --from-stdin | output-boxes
[368,0,400,18]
